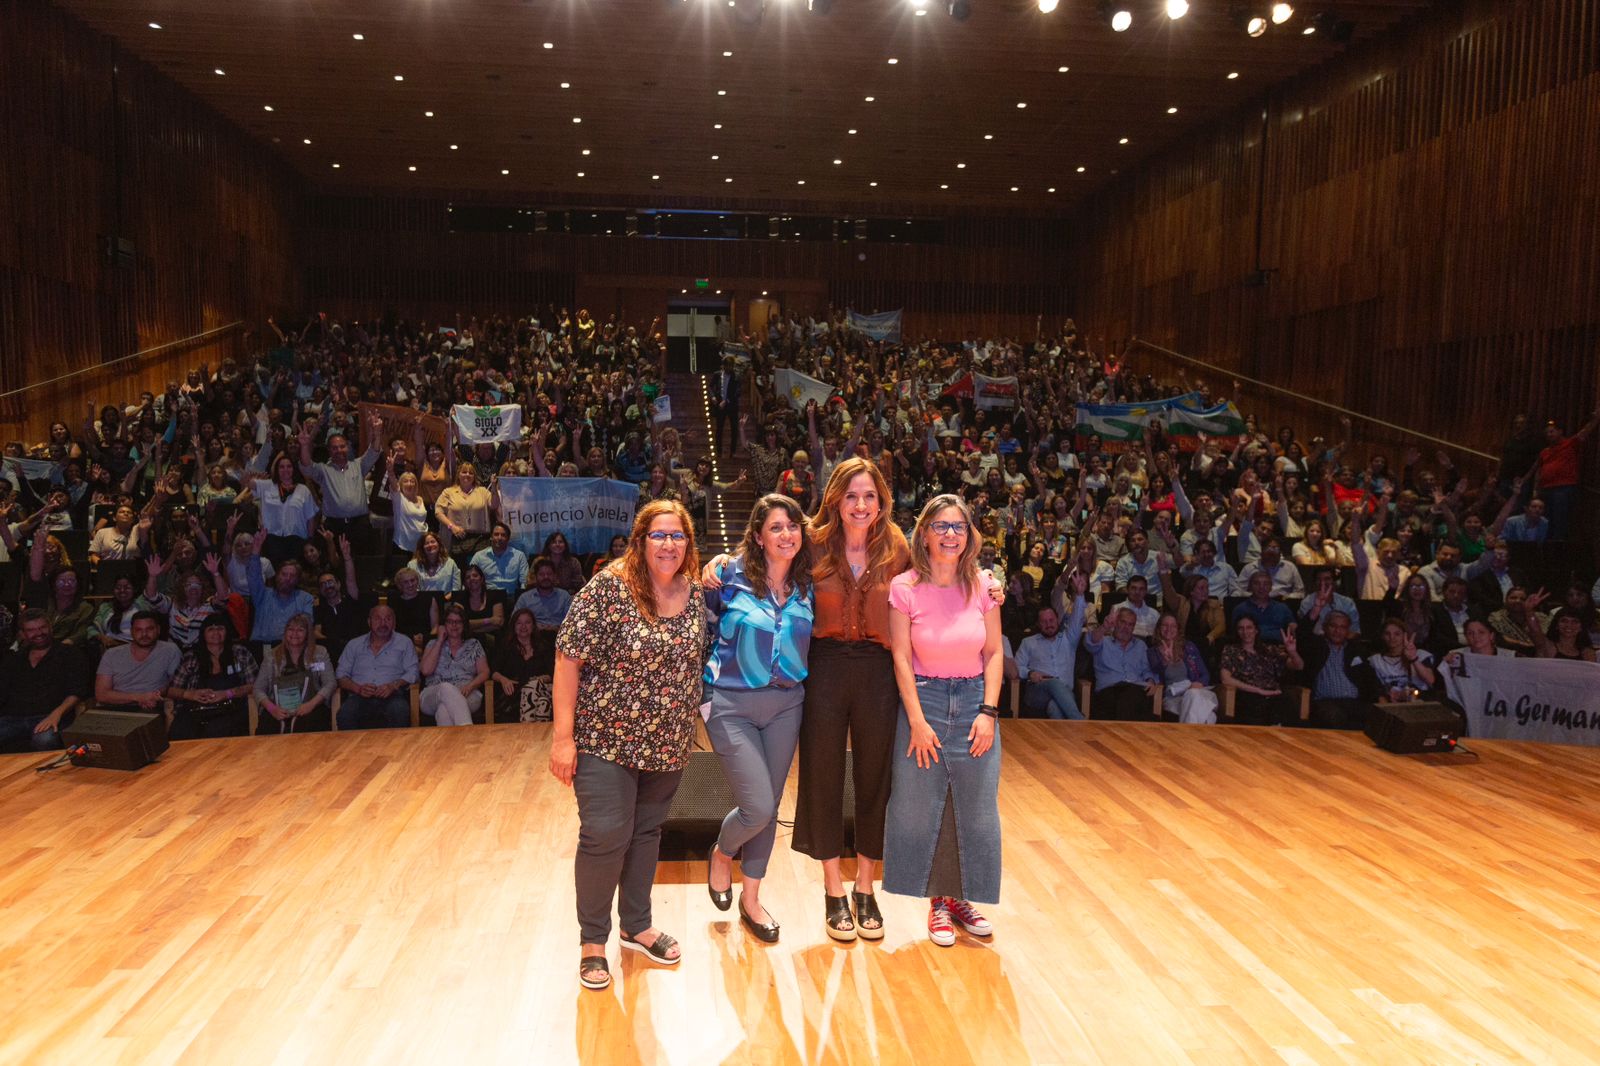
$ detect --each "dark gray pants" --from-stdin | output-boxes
[707,685,804,880]
[573,753,683,945]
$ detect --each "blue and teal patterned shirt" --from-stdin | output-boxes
[703,556,814,691]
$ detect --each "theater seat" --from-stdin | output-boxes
[1221,684,1310,723]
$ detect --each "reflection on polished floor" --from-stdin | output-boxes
[3,720,1599,1065]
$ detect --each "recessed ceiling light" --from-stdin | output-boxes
[957,163,966,169]
[848,129,857,135]
[424,111,434,117]
[833,159,842,165]
[501,168,510,175]
[148,22,161,30]
[1302,24,1316,34]
[1010,186,1019,192]
[1167,106,1179,114]
[865,96,875,102]
[717,90,727,97]
[577,171,584,177]
[761,291,768,296]
[1016,101,1027,108]
[1166,0,1189,18]
[450,144,458,150]
[303,138,312,145]
[331,163,341,169]
[1272,2,1292,24]
[1058,65,1069,73]
[869,181,878,186]
[572,117,581,123]
[263,105,274,112]
[724,177,733,183]
[1119,137,1129,144]
[714,123,723,129]
[1227,71,1240,79]
[711,154,720,160]
[887,58,898,64]
[393,74,404,81]
[940,183,949,189]
[797,179,806,185]
[1047,187,1056,192]
[213,68,225,76]
[916,7,927,13]
[560,82,570,89]
[652,174,660,180]
[408,165,417,172]
[983,133,993,140]
[543,41,554,49]
[352,33,364,40]
[1076,165,1086,172]
[723,50,734,57]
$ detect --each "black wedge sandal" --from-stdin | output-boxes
[579,955,611,990]
[825,893,858,942]
[852,890,885,941]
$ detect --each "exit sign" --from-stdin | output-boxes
[694,279,710,290]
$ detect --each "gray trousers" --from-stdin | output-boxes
[706,685,804,880]
[572,753,683,945]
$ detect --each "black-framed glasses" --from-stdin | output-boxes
[930,521,969,536]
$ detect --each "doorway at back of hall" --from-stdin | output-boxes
[665,297,730,374]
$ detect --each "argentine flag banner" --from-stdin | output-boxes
[845,309,903,343]
[774,367,835,410]
[452,404,523,445]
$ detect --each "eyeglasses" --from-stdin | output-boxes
[646,531,688,543]
[930,521,969,536]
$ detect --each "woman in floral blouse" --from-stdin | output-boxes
[551,499,705,992]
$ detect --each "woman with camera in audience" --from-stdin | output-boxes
[884,494,1004,947]
[252,612,335,733]
[703,493,814,944]
[551,500,705,991]
[419,603,489,726]
[169,616,258,740]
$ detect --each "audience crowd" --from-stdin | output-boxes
[0,306,1594,751]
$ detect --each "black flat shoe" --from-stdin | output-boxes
[739,896,780,944]
[707,847,733,911]
[824,893,857,942]
[851,890,885,941]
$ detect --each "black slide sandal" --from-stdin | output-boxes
[852,890,885,941]
[620,931,681,965]
[825,894,857,942]
[579,956,611,990]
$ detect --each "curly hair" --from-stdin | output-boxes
[736,494,813,600]
[607,499,698,622]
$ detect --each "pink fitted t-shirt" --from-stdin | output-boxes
[887,569,997,678]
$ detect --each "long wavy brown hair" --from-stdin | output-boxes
[908,494,982,602]
[737,494,814,599]
[810,456,905,585]
[607,499,698,621]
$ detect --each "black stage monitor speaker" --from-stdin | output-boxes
[661,749,855,857]
[61,710,169,770]
[1364,702,1461,755]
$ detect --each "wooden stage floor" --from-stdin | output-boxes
[3,721,1600,1066]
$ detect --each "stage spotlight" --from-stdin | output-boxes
[1166,0,1188,18]
[948,0,971,19]
[1099,2,1132,30]
[910,0,930,8]
[1247,16,1266,35]
[1271,2,1292,23]
[1311,11,1356,40]
[1039,0,1059,12]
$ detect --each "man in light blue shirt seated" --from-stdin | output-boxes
[1015,576,1088,720]
[1298,567,1361,636]
[1182,539,1241,599]
[1082,605,1161,721]
[1231,571,1297,642]
[513,558,572,631]
[336,605,420,730]
[470,523,529,596]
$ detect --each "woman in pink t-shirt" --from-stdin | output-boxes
[884,493,1005,948]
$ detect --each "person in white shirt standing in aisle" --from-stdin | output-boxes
[298,412,383,551]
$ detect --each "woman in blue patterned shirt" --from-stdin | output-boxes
[704,493,815,943]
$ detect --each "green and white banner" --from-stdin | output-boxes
[1074,393,1245,452]
[452,403,523,445]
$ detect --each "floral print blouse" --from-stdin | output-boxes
[556,570,706,772]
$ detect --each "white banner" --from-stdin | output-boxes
[451,404,523,445]
[653,396,673,424]
[974,373,1019,410]
[1447,653,1600,746]
[774,367,834,410]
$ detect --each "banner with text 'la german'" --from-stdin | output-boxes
[1446,654,1600,747]
[496,477,639,555]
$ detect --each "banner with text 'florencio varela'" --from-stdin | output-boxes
[1447,654,1600,747]
[452,404,523,445]
[496,477,639,555]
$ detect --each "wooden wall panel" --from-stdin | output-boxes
[1067,0,1600,471]
[0,0,301,441]
[304,196,1072,342]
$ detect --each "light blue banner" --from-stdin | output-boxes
[846,309,903,343]
[497,477,639,556]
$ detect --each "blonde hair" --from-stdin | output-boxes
[810,457,905,586]
[907,494,981,603]
[274,612,319,671]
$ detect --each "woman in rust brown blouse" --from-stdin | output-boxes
[794,456,910,942]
